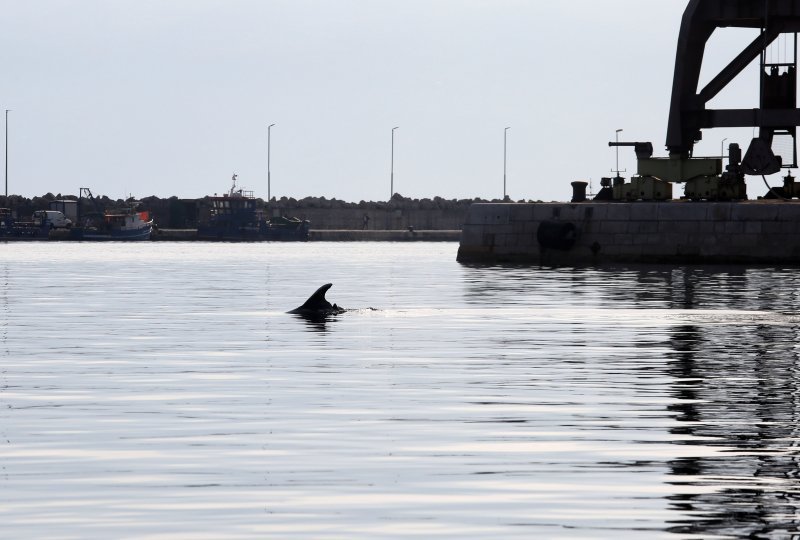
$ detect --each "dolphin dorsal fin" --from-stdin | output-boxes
[296,283,333,311]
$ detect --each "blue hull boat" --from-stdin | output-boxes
[73,189,154,241]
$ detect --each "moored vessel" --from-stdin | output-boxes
[196,175,309,241]
[0,208,49,239]
[72,188,154,241]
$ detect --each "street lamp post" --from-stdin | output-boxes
[721,137,728,165]
[267,123,275,203]
[503,127,510,200]
[390,126,399,200]
[4,109,9,202]
[615,128,623,177]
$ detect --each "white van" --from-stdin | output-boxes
[33,210,73,229]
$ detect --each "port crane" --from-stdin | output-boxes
[605,0,800,201]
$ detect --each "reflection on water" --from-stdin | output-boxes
[0,243,799,538]
[661,281,800,539]
[462,265,800,538]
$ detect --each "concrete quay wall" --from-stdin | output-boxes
[310,229,460,241]
[268,206,467,231]
[457,201,800,265]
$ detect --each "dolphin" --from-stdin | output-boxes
[288,283,346,318]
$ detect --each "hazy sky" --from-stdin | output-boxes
[0,0,783,202]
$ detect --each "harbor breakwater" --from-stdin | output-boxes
[457,201,800,265]
[2,193,494,231]
[263,196,472,230]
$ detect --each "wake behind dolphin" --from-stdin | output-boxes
[288,283,346,318]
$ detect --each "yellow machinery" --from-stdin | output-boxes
[611,176,673,201]
[596,141,746,201]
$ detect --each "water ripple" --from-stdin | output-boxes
[0,243,798,538]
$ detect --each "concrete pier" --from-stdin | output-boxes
[457,201,800,265]
[310,229,460,242]
[153,229,461,242]
[151,229,197,241]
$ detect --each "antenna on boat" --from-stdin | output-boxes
[230,173,238,196]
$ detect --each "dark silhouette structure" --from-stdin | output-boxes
[667,0,800,170]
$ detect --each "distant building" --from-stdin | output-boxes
[49,200,78,222]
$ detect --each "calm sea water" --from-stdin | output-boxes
[1,242,799,539]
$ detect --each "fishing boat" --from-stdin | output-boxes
[0,208,49,239]
[72,188,154,241]
[78,207,153,241]
[196,175,309,241]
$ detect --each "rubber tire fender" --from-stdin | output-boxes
[536,221,577,251]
